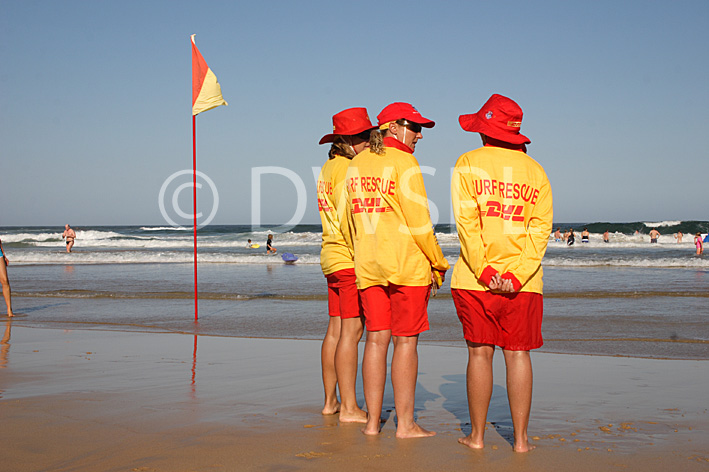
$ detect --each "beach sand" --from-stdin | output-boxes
[1,324,708,471]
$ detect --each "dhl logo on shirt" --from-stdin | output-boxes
[480,201,525,221]
[318,197,333,212]
[351,197,393,214]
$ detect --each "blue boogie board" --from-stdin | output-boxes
[281,252,298,264]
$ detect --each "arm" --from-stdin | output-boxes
[339,166,357,254]
[332,160,354,259]
[398,156,449,272]
[451,160,498,287]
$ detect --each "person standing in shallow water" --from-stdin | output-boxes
[62,224,76,253]
[316,107,375,422]
[451,94,553,453]
[342,102,449,438]
[581,228,590,243]
[0,238,14,317]
[567,228,575,246]
[265,234,276,254]
[695,233,703,255]
[649,228,660,243]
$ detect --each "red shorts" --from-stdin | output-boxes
[360,284,431,336]
[326,269,361,319]
[452,289,543,351]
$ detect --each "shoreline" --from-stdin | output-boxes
[2,325,708,471]
[6,309,708,361]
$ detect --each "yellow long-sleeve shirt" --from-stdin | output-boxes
[343,140,449,289]
[317,154,354,276]
[451,146,553,294]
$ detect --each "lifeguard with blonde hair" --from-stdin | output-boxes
[343,102,449,438]
[316,107,376,422]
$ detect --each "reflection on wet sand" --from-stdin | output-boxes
[1,319,11,368]
[191,333,197,400]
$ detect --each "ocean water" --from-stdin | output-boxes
[2,221,708,360]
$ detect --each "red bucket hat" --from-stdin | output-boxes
[319,107,376,145]
[459,94,530,144]
[377,102,435,128]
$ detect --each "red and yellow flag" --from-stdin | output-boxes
[191,35,227,115]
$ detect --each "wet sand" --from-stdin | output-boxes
[1,324,708,471]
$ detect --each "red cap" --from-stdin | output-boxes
[377,102,435,128]
[459,94,530,144]
[319,107,376,145]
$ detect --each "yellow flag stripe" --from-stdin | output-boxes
[193,68,228,115]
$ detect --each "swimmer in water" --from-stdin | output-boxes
[567,229,575,246]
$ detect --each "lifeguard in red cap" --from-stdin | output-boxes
[343,102,449,438]
[316,107,375,422]
[451,94,553,452]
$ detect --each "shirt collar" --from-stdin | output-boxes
[383,136,413,154]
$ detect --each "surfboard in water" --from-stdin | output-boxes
[281,253,298,264]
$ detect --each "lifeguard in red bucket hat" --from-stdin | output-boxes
[316,107,375,423]
[342,102,449,438]
[451,94,553,452]
[458,93,531,145]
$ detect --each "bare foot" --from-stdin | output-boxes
[395,422,436,439]
[458,435,484,449]
[339,407,368,424]
[513,441,536,453]
[321,401,340,416]
[361,418,381,436]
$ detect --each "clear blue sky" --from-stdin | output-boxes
[2,0,707,227]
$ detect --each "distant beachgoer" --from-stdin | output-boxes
[343,102,449,438]
[266,234,277,254]
[581,228,590,243]
[0,238,14,317]
[634,230,640,236]
[62,224,76,253]
[695,233,704,255]
[649,228,660,244]
[567,229,575,246]
[554,228,562,242]
[246,239,256,248]
[316,107,375,422]
[603,230,610,243]
[452,94,552,453]
[674,231,683,243]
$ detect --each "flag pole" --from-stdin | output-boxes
[191,33,227,323]
[192,114,198,322]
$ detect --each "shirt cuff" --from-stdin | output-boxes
[479,266,497,287]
